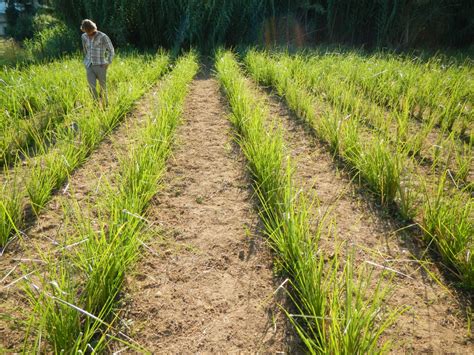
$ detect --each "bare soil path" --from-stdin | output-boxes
[254,83,473,353]
[120,69,291,352]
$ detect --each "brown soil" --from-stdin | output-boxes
[118,71,293,353]
[253,83,473,353]
[0,81,164,352]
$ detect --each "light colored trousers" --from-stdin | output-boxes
[86,65,108,105]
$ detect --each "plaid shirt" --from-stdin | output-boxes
[82,31,115,67]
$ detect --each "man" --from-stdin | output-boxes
[80,19,114,106]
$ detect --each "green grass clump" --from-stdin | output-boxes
[0,38,28,66]
[1,58,87,165]
[301,49,473,143]
[273,51,471,184]
[0,54,169,166]
[0,181,23,247]
[423,174,474,289]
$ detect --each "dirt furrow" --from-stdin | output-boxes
[0,82,163,352]
[256,86,472,353]
[120,71,291,352]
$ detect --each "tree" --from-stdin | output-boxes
[6,1,19,28]
[6,1,35,40]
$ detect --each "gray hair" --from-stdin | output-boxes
[81,19,97,32]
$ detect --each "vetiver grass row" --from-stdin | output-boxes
[216,50,400,354]
[244,49,473,290]
[0,53,170,248]
[22,52,198,353]
[278,53,472,188]
[304,49,473,143]
[245,50,405,208]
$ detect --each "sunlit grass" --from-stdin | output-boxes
[276,51,471,182]
[217,49,399,353]
[302,49,473,143]
[0,54,167,166]
[245,50,403,206]
[423,174,473,289]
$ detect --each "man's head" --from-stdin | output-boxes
[80,19,97,35]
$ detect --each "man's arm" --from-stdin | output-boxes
[103,35,115,64]
[82,35,87,55]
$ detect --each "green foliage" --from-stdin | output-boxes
[245,50,403,206]
[32,13,62,33]
[423,174,474,289]
[7,13,34,41]
[0,39,28,66]
[0,181,23,247]
[5,0,37,40]
[1,58,91,166]
[53,0,270,50]
[24,21,78,61]
[49,0,473,49]
[1,12,79,65]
